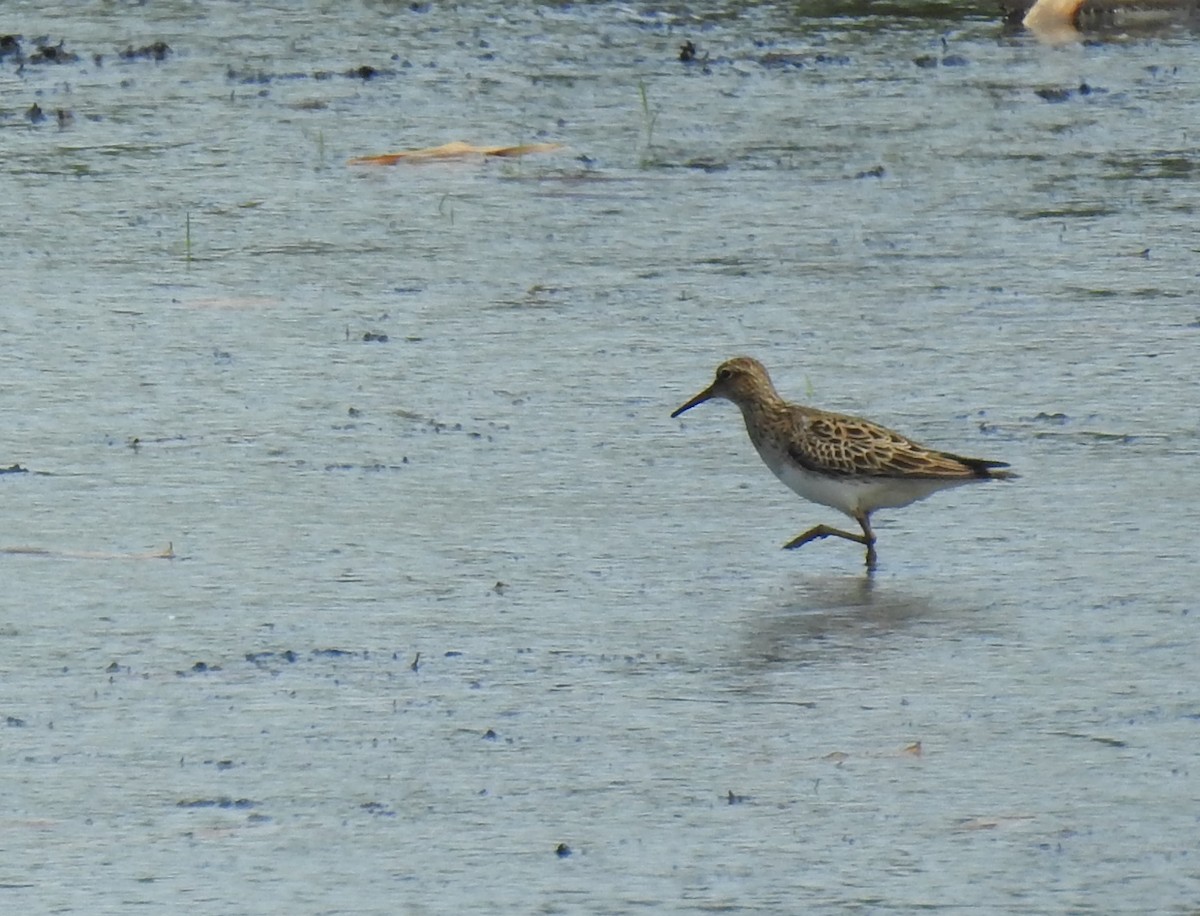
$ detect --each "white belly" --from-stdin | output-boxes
[758,447,972,518]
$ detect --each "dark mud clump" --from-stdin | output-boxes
[1035,83,1104,102]
[228,63,397,85]
[120,41,171,61]
[914,53,969,68]
[28,40,80,65]
[311,648,358,658]
[177,797,257,809]
[361,801,396,817]
[4,36,172,68]
[246,649,298,666]
[176,660,222,676]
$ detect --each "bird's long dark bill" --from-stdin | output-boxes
[670,385,715,418]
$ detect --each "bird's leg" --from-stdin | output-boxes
[783,513,878,569]
[857,513,877,570]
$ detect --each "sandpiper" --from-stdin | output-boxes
[670,357,1015,568]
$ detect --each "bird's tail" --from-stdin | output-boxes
[960,457,1019,480]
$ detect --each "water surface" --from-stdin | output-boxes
[2,1,1198,912]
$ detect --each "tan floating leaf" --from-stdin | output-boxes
[180,296,280,310]
[2,542,175,560]
[954,814,1036,831]
[349,141,564,166]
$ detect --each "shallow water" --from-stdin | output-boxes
[2,1,1198,912]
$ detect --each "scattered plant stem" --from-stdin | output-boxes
[638,81,658,166]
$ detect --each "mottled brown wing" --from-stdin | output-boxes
[789,409,994,479]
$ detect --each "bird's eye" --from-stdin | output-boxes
[717,368,732,381]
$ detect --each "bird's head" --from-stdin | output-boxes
[670,356,776,417]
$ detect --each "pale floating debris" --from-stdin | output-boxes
[1023,0,1083,31]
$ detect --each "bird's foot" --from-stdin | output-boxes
[785,524,878,570]
[783,525,867,551]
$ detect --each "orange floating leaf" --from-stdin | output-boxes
[349,140,564,166]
